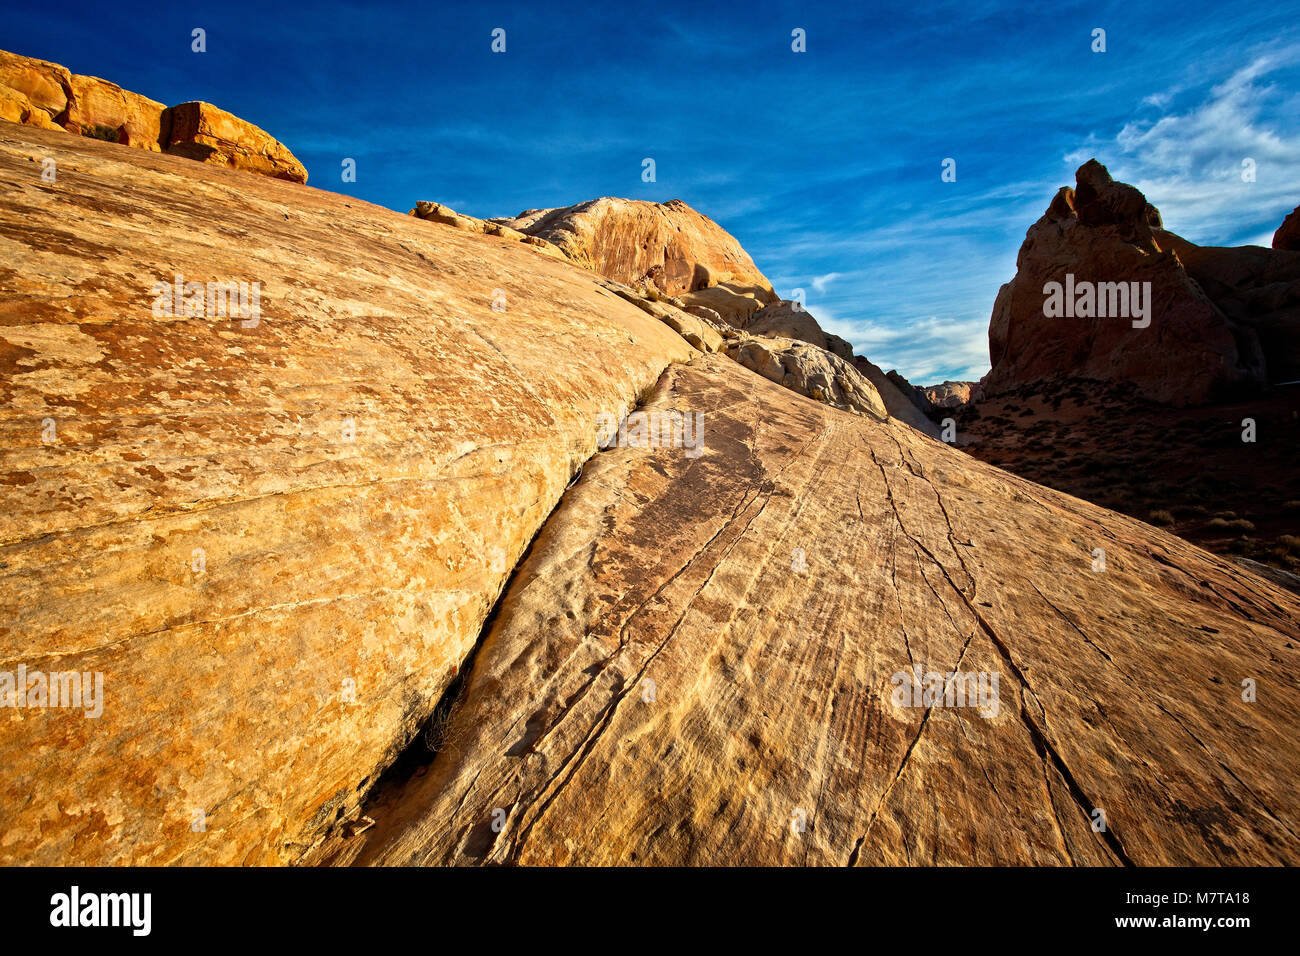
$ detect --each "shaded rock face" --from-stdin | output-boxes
[1155,231,1300,386]
[492,197,778,322]
[1275,204,1300,251]
[885,370,936,415]
[852,357,942,438]
[985,159,1279,405]
[0,48,306,182]
[0,123,692,865]
[321,355,1300,866]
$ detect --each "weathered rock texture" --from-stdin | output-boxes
[0,48,306,182]
[725,334,887,419]
[322,354,1300,866]
[492,197,778,323]
[984,159,1300,405]
[5,124,1299,870]
[0,122,690,865]
[164,101,306,183]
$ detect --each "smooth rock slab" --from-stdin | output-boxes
[0,124,692,865]
[326,355,1300,866]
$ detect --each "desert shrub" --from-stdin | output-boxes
[1208,517,1255,532]
[1148,510,1176,526]
[83,124,120,143]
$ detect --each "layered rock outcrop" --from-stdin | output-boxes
[65,74,168,151]
[984,159,1299,405]
[5,124,1299,869]
[492,197,779,323]
[724,334,887,418]
[164,101,306,183]
[320,354,1300,866]
[0,122,688,865]
[0,48,306,182]
[409,200,567,260]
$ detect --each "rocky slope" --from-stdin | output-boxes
[319,354,1300,866]
[413,197,899,424]
[0,48,306,182]
[984,160,1299,405]
[0,122,688,864]
[3,125,1298,866]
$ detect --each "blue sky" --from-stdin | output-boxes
[6,0,1300,384]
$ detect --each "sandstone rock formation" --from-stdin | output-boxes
[410,200,567,260]
[165,101,306,183]
[0,48,306,182]
[984,159,1286,405]
[851,357,942,437]
[4,124,1299,869]
[415,200,917,425]
[1275,203,1300,252]
[923,380,984,409]
[492,197,778,323]
[65,74,168,151]
[0,122,689,865]
[1154,230,1300,386]
[319,353,1300,866]
[0,49,71,126]
[724,334,887,418]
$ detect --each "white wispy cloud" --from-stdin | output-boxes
[811,272,842,294]
[1066,47,1300,245]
